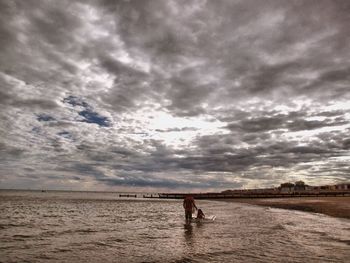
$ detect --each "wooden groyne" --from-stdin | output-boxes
[119,194,137,198]
[143,194,159,198]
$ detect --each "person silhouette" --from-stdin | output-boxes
[183,195,197,221]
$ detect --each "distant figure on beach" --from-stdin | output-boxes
[183,195,197,221]
[196,208,205,219]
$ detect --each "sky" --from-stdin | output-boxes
[0,0,350,192]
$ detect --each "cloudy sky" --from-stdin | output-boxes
[1,0,350,192]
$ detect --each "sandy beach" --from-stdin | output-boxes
[220,197,350,220]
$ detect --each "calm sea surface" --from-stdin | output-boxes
[0,190,349,263]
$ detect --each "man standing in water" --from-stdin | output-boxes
[183,195,197,221]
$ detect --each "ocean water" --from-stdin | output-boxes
[0,190,349,263]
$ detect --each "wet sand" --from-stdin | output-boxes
[220,197,350,220]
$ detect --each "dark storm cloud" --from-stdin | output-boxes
[0,75,58,110]
[93,52,155,113]
[227,116,285,133]
[215,0,350,101]
[302,66,350,98]
[100,176,239,190]
[0,0,83,90]
[282,145,335,156]
[286,118,346,132]
[55,144,244,189]
[191,129,350,177]
[61,163,106,179]
[226,110,347,133]
[1,0,350,190]
[85,136,343,185]
[0,142,26,158]
[164,66,215,116]
[14,98,58,109]
[247,62,300,94]
[98,0,192,57]
[316,128,350,151]
[99,56,147,78]
[82,138,265,177]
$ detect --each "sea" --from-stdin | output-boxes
[0,190,349,263]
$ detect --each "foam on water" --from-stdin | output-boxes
[1,190,349,263]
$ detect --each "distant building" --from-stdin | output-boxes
[329,185,336,190]
[221,182,350,195]
[336,183,350,190]
[280,182,295,193]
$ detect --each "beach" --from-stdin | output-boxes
[222,196,350,220]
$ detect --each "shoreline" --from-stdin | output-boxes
[218,196,350,220]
